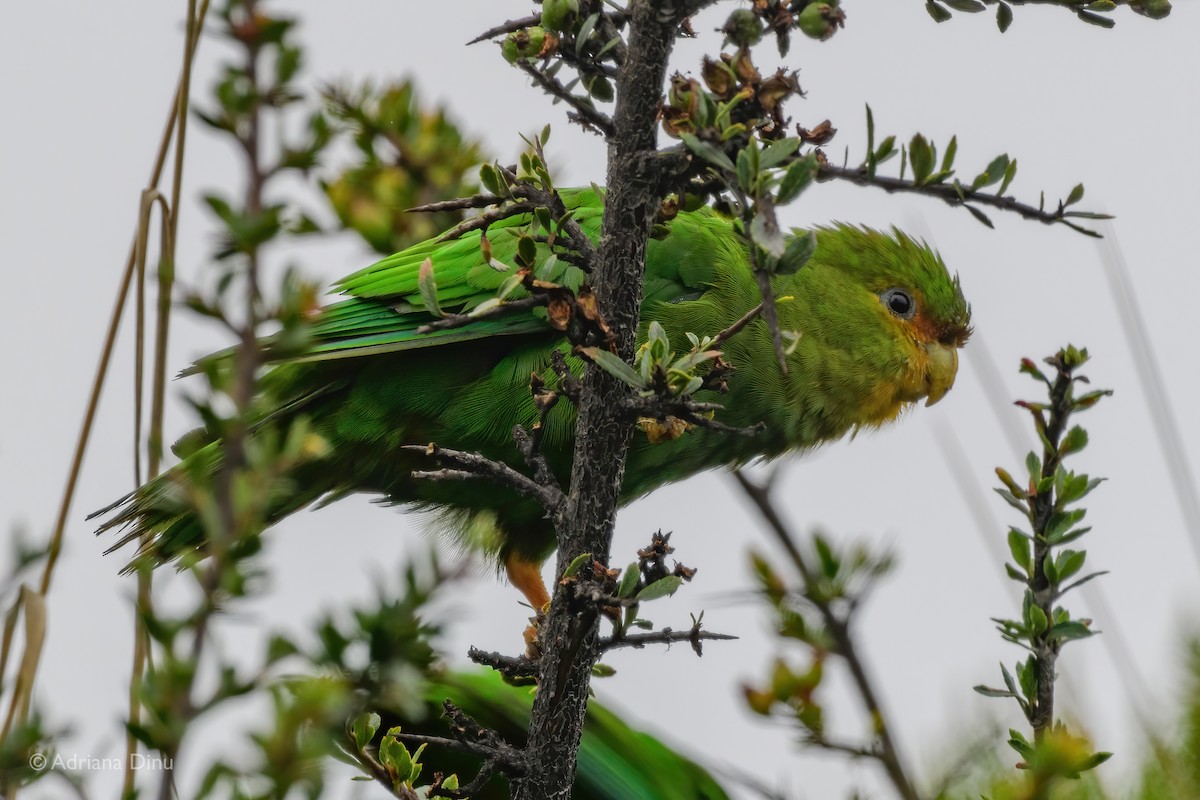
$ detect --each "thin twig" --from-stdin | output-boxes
[404,444,566,512]
[819,163,1108,236]
[516,61,615,137]
[436,202,537,242]
[711,302,764,348]
[467,646,538,681]
[600,625,737,653]
[732,470,920,800]
[467,14,542,45]
[407,194,505,214]
[415,295,547,335]
[621,395,765,437]
[512,424,563,494]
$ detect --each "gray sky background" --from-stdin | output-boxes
[2,2,1198,798]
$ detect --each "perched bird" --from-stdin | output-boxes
[95,187,971,612]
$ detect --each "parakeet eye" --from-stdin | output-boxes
[881,288,915,319]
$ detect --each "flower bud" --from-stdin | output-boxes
[797,2,845,41]
[501,26,550,64]
[541,0,580,32]
[722,8,763,47]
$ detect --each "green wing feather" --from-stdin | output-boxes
[295,187,605,361]
[387,669,731,800]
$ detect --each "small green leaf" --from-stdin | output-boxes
[479,163,502,195]
[874,135,897,165]
[1044,508,1087,543]
[909,134,934,183]
[680,133,736,173]
[1007,528,1031,572]
[996,1,1013,31]
[353,712,381,751]
[759,137,800,170]
[776,230,816,275]
[1079,751,1113,771]
[1047,620,1095,643]
[1061,570,1109,595]
[778,155,817,204]
[379,729,413,784]
[1025,451,1041,481]
[1066,183,1086,206]
[1017,656,1037,702]
[736,146,757,193]
[965,205,994,228]
[563,552,593,578]
[580,346,647,388]
[973,685,1015,698]
[998,157,1018,196]
[418,258,444,318]
[944,0,985,10]
[1056,549,1087,582]
[940,134,958,172]
[1076,8,1116,27]
[636,575,683,602]
[925,0,952,22]
[1008,728,1034,759]
[1027,603,1048,636]
[617,562,640,597]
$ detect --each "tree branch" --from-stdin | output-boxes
[732,470,921,800]
[818,163,1109,236]
[517,61,615,137]
[600,624,737,655]
[404,444,566,514]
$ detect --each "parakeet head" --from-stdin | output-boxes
[779,224,972,430]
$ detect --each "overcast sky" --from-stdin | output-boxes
[2,2,1198,798]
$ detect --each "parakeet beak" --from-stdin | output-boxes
[924,342,959,406]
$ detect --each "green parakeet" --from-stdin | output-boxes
[95,187,971,609]
[377,669,730,799]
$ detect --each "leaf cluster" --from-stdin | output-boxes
[925,0,1171,31]
[975,346,1113,791]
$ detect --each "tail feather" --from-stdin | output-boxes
[93,439,338,573]
[92,443,221,572]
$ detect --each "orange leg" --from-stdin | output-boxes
[505,554,551,612]
[505,554,551,658]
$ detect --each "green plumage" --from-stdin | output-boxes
[95,188,970,571]
[382,669,730,799]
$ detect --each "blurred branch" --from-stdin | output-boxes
[732,470,920,800]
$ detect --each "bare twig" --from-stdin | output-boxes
[436,201,537,242]
[415,295,548,335]
[621,395,765,437]
[467,14,542,45]
[467,646,538,681]
[600,624,737,654]
[404,444,566,512]
[513,424,563,494]
[407,194,505,214]
[711,302,764,348]
[516,61,616,137]
[819,163,1108,236]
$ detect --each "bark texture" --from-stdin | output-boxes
[509,2,717,797]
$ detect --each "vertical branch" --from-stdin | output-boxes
[125,2,207,794]
[732,471,920,800]
[1027,367,1072,739]
[513,2,713,797]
